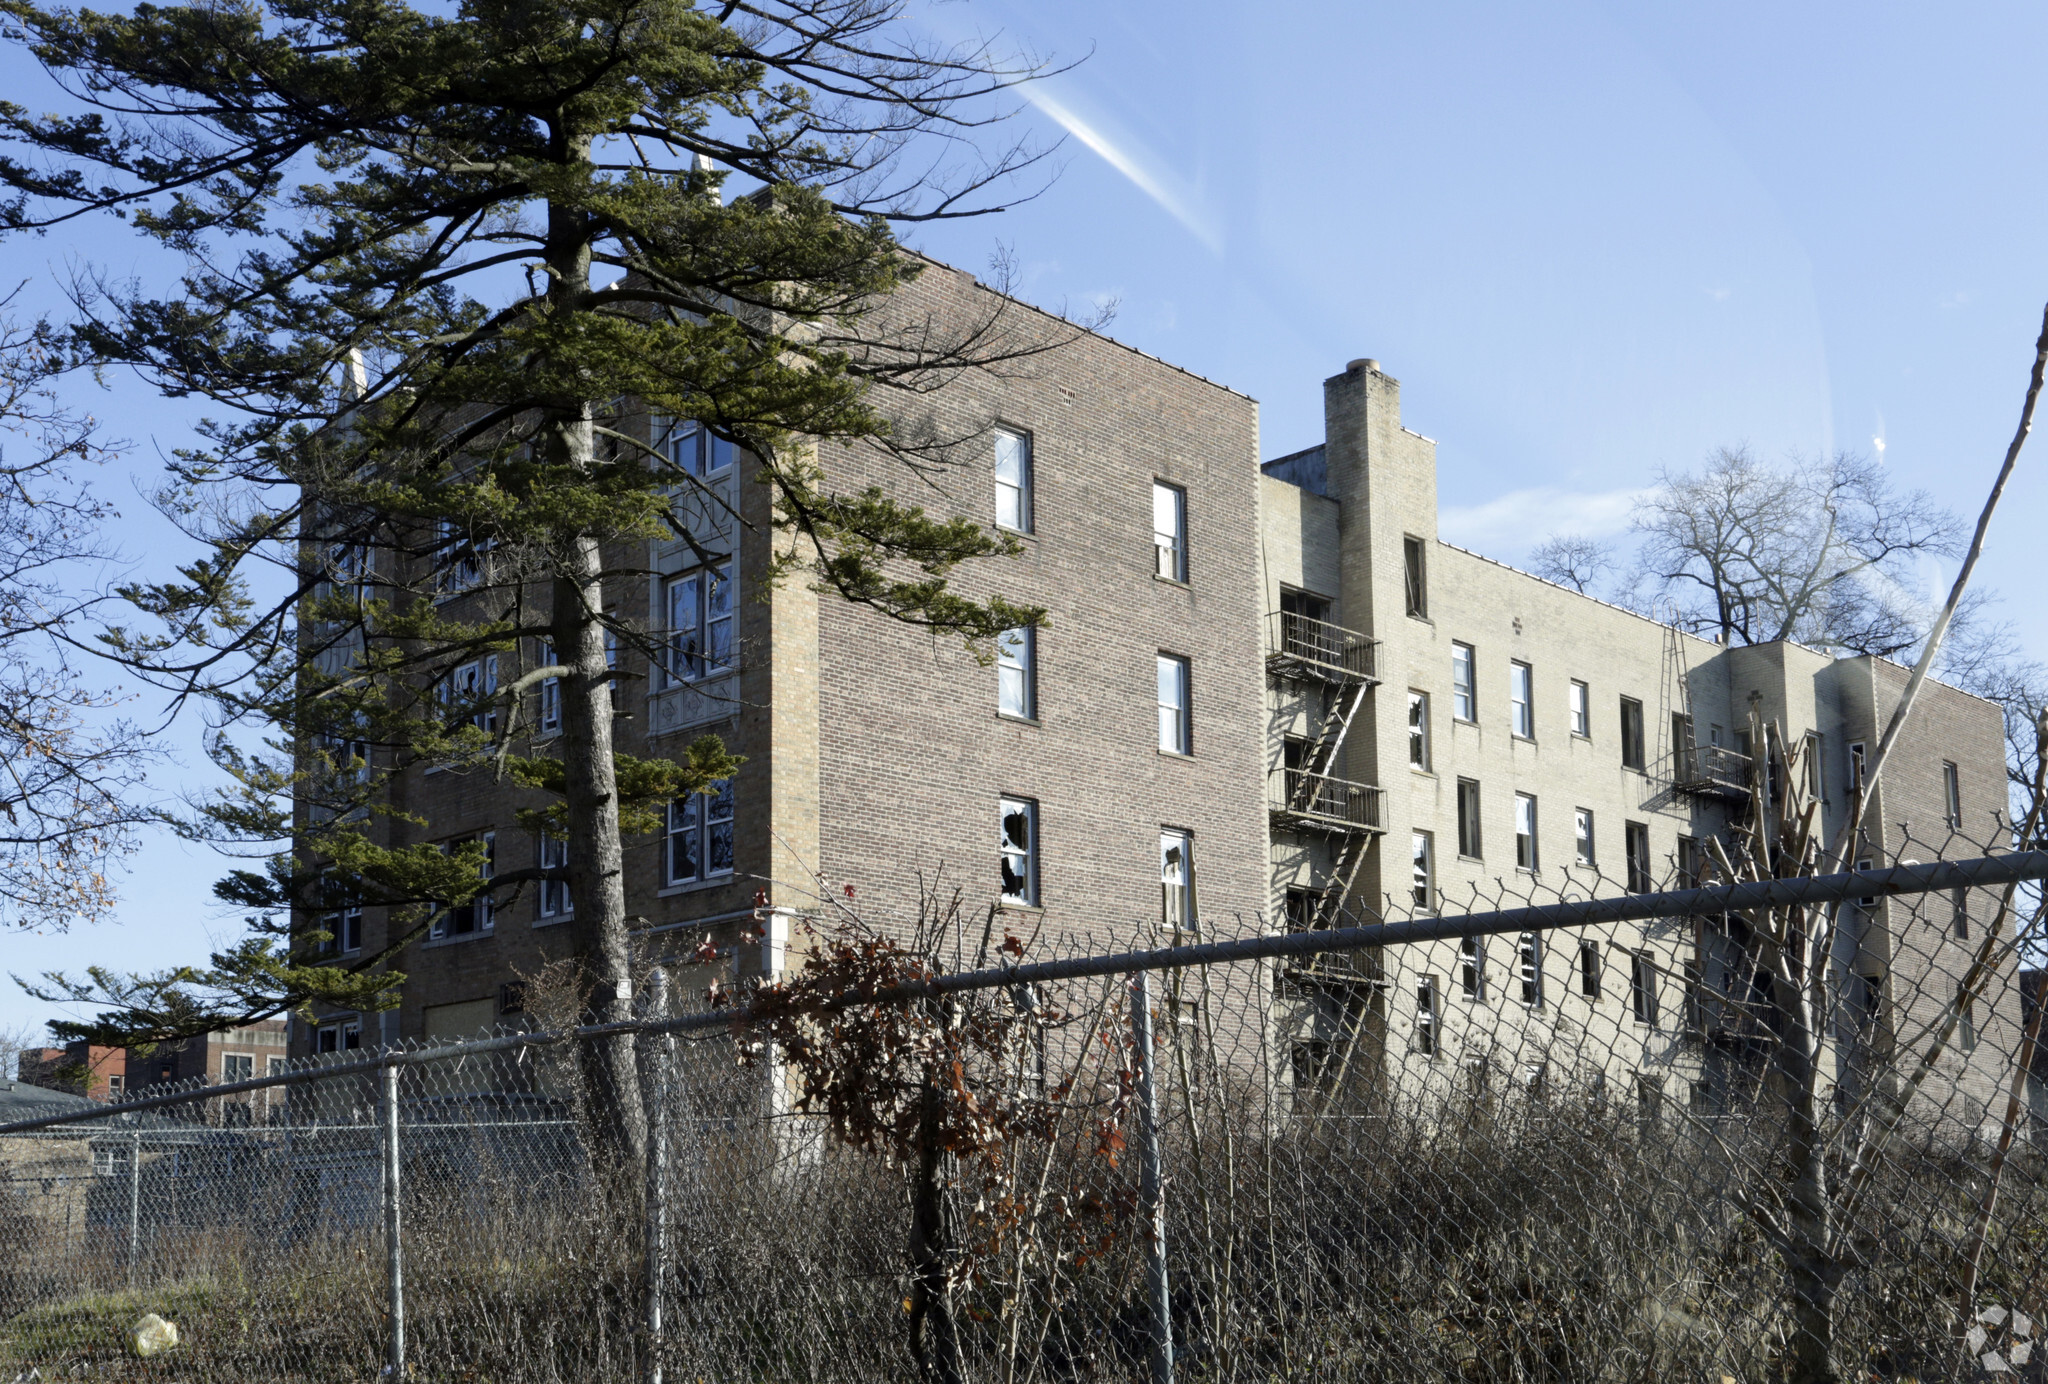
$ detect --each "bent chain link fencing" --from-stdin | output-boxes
[4,828,2048,1383]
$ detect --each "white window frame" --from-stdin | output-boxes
[319,897,363,956]
[1411,830,1434,910]
[1408,690,1430,770]
[538,833,572,920]
[1518,932,1544,1007]
[666,779,736,886]
[1509,661,1534,739]
[1942,760,1962,828]
[1461,936,1486,1001]
[435,519,494,595]
[315,1017,363,1054]
[1403,535,1428,619]
[1514,793,1538,871]
[1573,808,1595,867]
[431,833,496,939]
[1152,480,1187,581]
[443,656,499,733]
[994,427,1033,534]
[1451,642,1476,722]
[1157,654,1191,755]
[1160,829,1195,933]
[1619,695,1645,770]
[1580,941,1602,998]
[997,626,1036,720]
[537,639,563,735]
[1848,740,1867,793]
[222,1053,254,1083]
[1416,976,1440,1056]
[1000,796,1039,906]
[663,561,735,687]
[652,416,736,480]
[1456,778,1482,860]
[1569,679,1590,737]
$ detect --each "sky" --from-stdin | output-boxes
[7,0,2048,1034]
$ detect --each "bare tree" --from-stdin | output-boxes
[1628,446,1961,654]
[1528,533,1614,593]
[0,294,153,931]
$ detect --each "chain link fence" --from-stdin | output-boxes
[5,824,2048,1383]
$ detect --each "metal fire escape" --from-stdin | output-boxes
[1266,610,1385,932]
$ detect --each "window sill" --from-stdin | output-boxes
[535,913,572,929]
[997,712,1041,728]
[998,900,1044,915]
[1571,732,1591,741]
[1407,613,1432,625]
[1457,854,1482,864]
[1411,767,1435,778]
[1158,748,1194,760]
[996,524,1037,542]
[424,930,496,949]
[1511,734,1536,745]
[1153,573,1190,589]
[1453,717,1477,728]
[657,874,737,899]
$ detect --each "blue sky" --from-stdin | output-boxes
[7,0,2048,1033]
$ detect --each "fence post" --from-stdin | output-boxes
[127,1129,141,1290]
[380,1056,404,1381]
[1130,970,1174,1384]
[643,968,672,1384]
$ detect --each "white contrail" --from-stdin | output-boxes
[1023,86,1223,255]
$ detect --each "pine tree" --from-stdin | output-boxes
[2,0,1066,1159]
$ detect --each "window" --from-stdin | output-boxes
[1803,733,1824,802]
[443,656,499,733]
[266,1059,285,1080]
[663,562,734,686]
[1619,697,1645,770]
[436,519,494,594]
[1630,951,1658,1026]
[1161,830,1195,932]
[1579,942,1602,998]
[1573,808,1595,866]
[498,981,526,1016]
[1000,797,1039,905]
[222,1054,254,1083]
[1959,982,1978,1051]
[1510,662,1534,738]
[1942,761,1962,828]
[1278,585,1331,623]
[95,1144,134,1178]
[653,417,736,479]
[315,1018,363,1054]
[1416,976,1440,1056]
[1153,481,1187,581]
[1671,712,1693,761]
[1456,778,1482,859]
[1953,886,1970,940]
[1283,886,1317,933]
[1625,821,1652,893]
[1856,858,1876,911]
[319,898,363,956]
[1848,741,1866,793]
[1676,836,1701,889]
[1569,680,1590,737]
[432,834,496,938]
[1518,932,1544,1007]
[994,427,1033,533]
[1403,535,1427,618]
[1408,691,1431,770]
[1157,654,1191,754]
[1514,793,1538,871]
[1856,974,1882,1028]
[1451,643,1477,721]
[997,626,1036,720]
[666,779,736,886]
[1410,831,1434,909]
[536,640,563,734]
[1635,1074,1664,1128]
[1291,1040,1333,1094]
[538,834,572,919]
[1461,936,1487,1000]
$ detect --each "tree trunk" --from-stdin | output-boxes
[1775,953,1841,1384]
[907,1069,964,1384]
[547,181,645,1173]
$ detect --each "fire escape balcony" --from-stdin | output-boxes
[1266,612,1379,685]
[1269,768,1387,836]
[1672,745,1753,802]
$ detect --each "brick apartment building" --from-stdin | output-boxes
[16,1041,128,1101]
[292,268,2018,1131]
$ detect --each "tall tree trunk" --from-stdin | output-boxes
[908,1068,964,1384]
[547,181,645,1172]
[1775,938,1841,1384]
